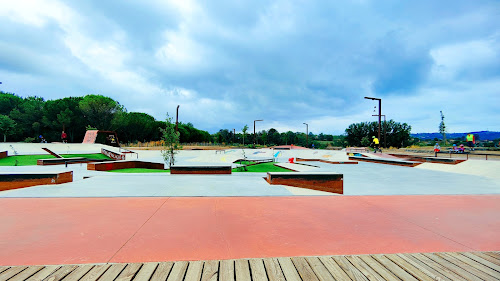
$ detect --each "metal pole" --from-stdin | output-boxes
[233,129,235,144]
[303,123,308,147]
[378,99,381,143]
[175,105,179,133]
[253,120,263,146]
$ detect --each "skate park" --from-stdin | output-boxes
[1,141,499,280]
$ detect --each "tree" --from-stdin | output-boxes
[0,114,16,142]
[160,114,181,167]
[439,111,447,144]
[79,95,124,130]
[345,120,412,148]
[242,125,248,145]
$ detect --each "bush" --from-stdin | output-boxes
[23,137,36,143]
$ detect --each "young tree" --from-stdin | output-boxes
[160,114,181,167]
[242,125,248,145]
[0,114,16,142]
[439,111,447,145]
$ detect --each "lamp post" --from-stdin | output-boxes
[303,123,308,147]
[253,119,263,146]
[233,128,235,144]
[364,96,382,143]
[175,105,180,133]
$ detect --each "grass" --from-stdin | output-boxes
[108,168,169,173]
[0,153,111,166]
[233,160,256,165]
[233,162,292,173]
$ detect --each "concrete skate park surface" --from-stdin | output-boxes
[1,143,500,197]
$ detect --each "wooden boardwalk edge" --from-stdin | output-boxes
[0,251,499,281]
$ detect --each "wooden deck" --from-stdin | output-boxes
[1,252,499,281]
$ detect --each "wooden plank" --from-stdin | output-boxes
[438,252,499,280]
[25,265,60,281]
[331,256,368,281]
[249,259,268,281]
[318,256,352,281]
[115,263,142,281]
[44,265,77,281]
[412,253,467,281]
[445,252,500,280]
[0,268,10,275]
[357,255,398,281]
[150,262,174,281]
[344,256,385,281]
[79,264,111,281]
[263,258,286,281]
[304,257,335,281]
[384,254,434,281]
[184,261,204,281]
[277,257,301,281]
[464,252,500,269]
[59,264,94,281]
[99,264,126,281]
[290,257,319,281]
[371,254,418,281]
[234,260,251,281]
[421,253,477,281]
[219,260,234,281]
[166,261,188,281]
[133,263,158,281]
[485,252,500,260]
[7,266,44,281]
[397,254,452,281]
[200,260,218,281]
[0,266,28,281]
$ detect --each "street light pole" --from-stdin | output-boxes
[303,123,308,147]
[253,120,263,146]
[364,96,382,143]
[175,105,180,133]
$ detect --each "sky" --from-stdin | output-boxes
[0,0,499,134]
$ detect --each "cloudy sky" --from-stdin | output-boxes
[1,0,499,134]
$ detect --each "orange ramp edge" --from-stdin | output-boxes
[0,195,499,266]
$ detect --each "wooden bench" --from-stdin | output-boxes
[266,172,343,194]
[170,165,232,174]
[87,160,165,171]
[0,171,73,191]
[348,156,421,167]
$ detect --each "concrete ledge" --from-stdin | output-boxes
[388,154,466,165]
[266,172,343,194]
[348,156,421,167]
[170,165,232,174]
[101,148,125,160]
[0,171,73,191]
[0,151,7,159]
[296,158,358,164]
[37,157,115,166]
[87,160,165,171]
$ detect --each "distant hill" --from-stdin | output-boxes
[411,131,500,141]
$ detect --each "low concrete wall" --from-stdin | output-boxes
[37,157,114,166]
[0,171,73,191]
[296,158,358,164]
[348,156,421,167]
[388,154,466,165]
[88,160,164,171]
[170,165,232,174]
[0,151,7,159]
[266,172,343,194]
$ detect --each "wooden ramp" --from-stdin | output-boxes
[1,252,499,281]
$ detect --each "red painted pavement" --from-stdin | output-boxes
[0,195,499,266]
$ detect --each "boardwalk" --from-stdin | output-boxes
[1,252,499,281]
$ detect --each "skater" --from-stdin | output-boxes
[371,136,380,153]
[466,133,475,151]
[61,131,67,143]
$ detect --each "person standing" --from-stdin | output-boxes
[371,136,380,153]
[466,133,475,151]
[61,131,67,143]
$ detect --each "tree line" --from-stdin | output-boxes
[0,91,413,148]
[0,92,211,143]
